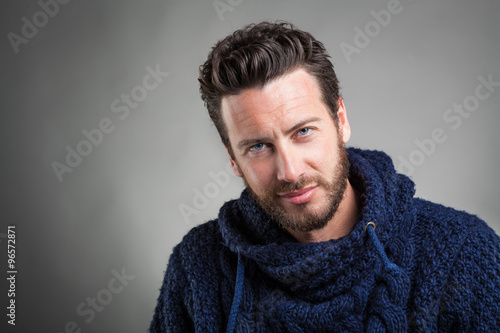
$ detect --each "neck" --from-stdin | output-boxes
[287,181,361,243]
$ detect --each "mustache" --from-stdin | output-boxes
[272,175,327,195]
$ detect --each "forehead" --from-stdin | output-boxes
[221,68,328,134]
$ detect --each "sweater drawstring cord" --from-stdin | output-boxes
[226,252,245,333]
[365,222,398,272]
[365,222,409,331]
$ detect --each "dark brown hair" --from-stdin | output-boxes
[198,21,341,156]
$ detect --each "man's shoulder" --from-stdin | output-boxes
[413,197,491,231]
[411,197,499,254]
[175,219,223,252]
[168,219,226,271]
[408,198,499,290]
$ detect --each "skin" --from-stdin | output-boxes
[221,68,361,243]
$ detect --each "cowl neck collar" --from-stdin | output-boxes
[218,148,416,301]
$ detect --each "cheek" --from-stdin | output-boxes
[305,134,338,170]
[241,161,275,192]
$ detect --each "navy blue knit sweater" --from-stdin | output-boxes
[150,148,500,332]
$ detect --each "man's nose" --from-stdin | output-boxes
[276,145,304,183]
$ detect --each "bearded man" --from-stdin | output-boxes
[150,21,500,332]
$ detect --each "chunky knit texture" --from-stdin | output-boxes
[150,148,500,332]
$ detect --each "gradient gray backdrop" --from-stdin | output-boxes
[1,0,499,331]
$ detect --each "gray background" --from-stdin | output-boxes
[1,0,499,331]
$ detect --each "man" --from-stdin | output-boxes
[150,21,500,332]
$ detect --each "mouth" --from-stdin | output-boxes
[278,186,318,205]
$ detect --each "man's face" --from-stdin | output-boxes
[221,68,351,232]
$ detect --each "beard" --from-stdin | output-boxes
[244,140,350,233]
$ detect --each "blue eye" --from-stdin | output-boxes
[249,143,266,151]
[297,128,311,136]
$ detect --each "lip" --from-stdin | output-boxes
[278,186,318,205]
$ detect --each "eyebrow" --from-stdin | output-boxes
[236,116,322,151]
[285,116,322,135]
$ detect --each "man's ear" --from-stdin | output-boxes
[225,146,243,178]
[337,98,351,144]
